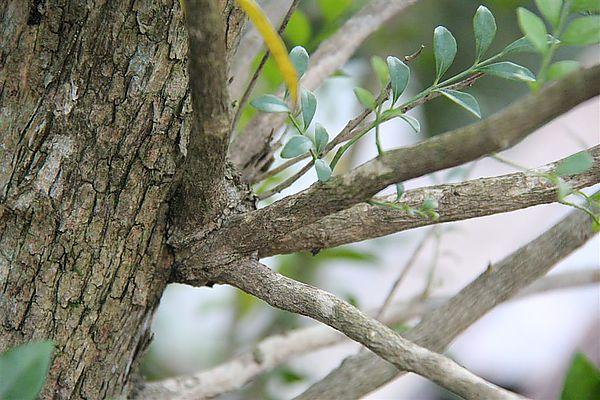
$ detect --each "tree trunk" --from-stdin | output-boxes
[0,1,241,398]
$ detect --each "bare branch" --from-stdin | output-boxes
[142,269,598,399]
[296,207,598,399]
[229,0,419,175]
[259,145,600,256]
[170,0,232,235]
[219,261,524,400]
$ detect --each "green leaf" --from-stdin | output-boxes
[284,10,311,46]
[547,60,581,81]
[555,151,594,176]
[386,56,410,104]
[571,0,600,12]
[251,94,290,113]
[561,16,600,46]
[289,46,309,77]
[517,7,549,53]
[371,56,389,87]
[278,367,306,383]
[399,114,421,133]
[314,123,329,153]
[502,35,559,54]
[476,62,536,82]
[556,177,573,200]
[438,89,481,118]
[433,26,457,81]
[353,87,376,110]
[318,0,352,22]
[314,158,332,181]
[281,135,312,158]
[301,89,317,128]
[561,353,600,400]
[473,5,497,60]
[0,341,54,400]
[421,197,439,211]
[535,0,563,28]
[395,182,405,200]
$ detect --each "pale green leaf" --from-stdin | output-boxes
[502,35,559,54]
[301,89,317,128]
[289,46,310,77]
[473,5,497,60]
[314,123,329,153]
[571,0,600,12]
[314,159,332,181]
[353,87,376,110]
[517,7,549,53]
[399,114,421,133]
[535,0,563,28]
[476,62,536,82]
[281,135,312,158]
[386,56,410,104]
[251,94,290,113]
[561,16,600,46]
[438,89,481,118]
[555,151,594,176]
[0,341,54,400]
[371,56,389,87]
[547,60,581,81]
[433,26,457,81]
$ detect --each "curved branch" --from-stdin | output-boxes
[141,269,599,400]
[296,207,598,399]
[219,262,524,400]
[259,145,600,256]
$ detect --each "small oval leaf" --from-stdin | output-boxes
[476,62,536,82]
[314,123,329,153]
[561,16,600,46]
[547,60,580,81]
[517,7,549,53]
[251,94,290,113]
[371,56,389,87]
[280,135,313,158]
[555,151,594,176]
[289,46,310,77]
[386,56,410,104]
[314,158,332,181]
[301,89,317,128]
[433,26,457,81]
[473,5,497,60]
[353,87,376,110]
[438,89,481,118]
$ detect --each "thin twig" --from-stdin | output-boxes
[231,0,300,132]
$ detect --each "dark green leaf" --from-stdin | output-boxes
[371,56,389,87]
[301,89,317,128]
[353,87,376,110]
[251,95,290,113]
[571,0,600,12]
[314,123,329,153]
[433,26,457,81]
[555,151,594,176]
[561,16,600,45]
[547,60,581,80]
[502,35,559,54]
[561,353,600,400]
[386,56,410,104]
[0,341,54,400]
[517,7,549,53]
[314,158,332,181]
[535,0,564,28]
[289,46,310,77]
[473,6,497,60]
[438,89,481,118]
[281,136,312,158]
[476,62,536,82]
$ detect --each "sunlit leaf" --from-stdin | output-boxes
[438,89,481,118]
[517,7,549,53]
[561,16,600,46]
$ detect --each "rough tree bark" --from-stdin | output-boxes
[0,1,242,398]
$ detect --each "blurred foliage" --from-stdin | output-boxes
[561,352,600,400]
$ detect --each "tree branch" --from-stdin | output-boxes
[181,66,599,270]
[258,145,600,256]
[170,0,232,236]
[141,269,598,400]
[228,0,419,175]
[218,261,524,400]
[296,207,598,399]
